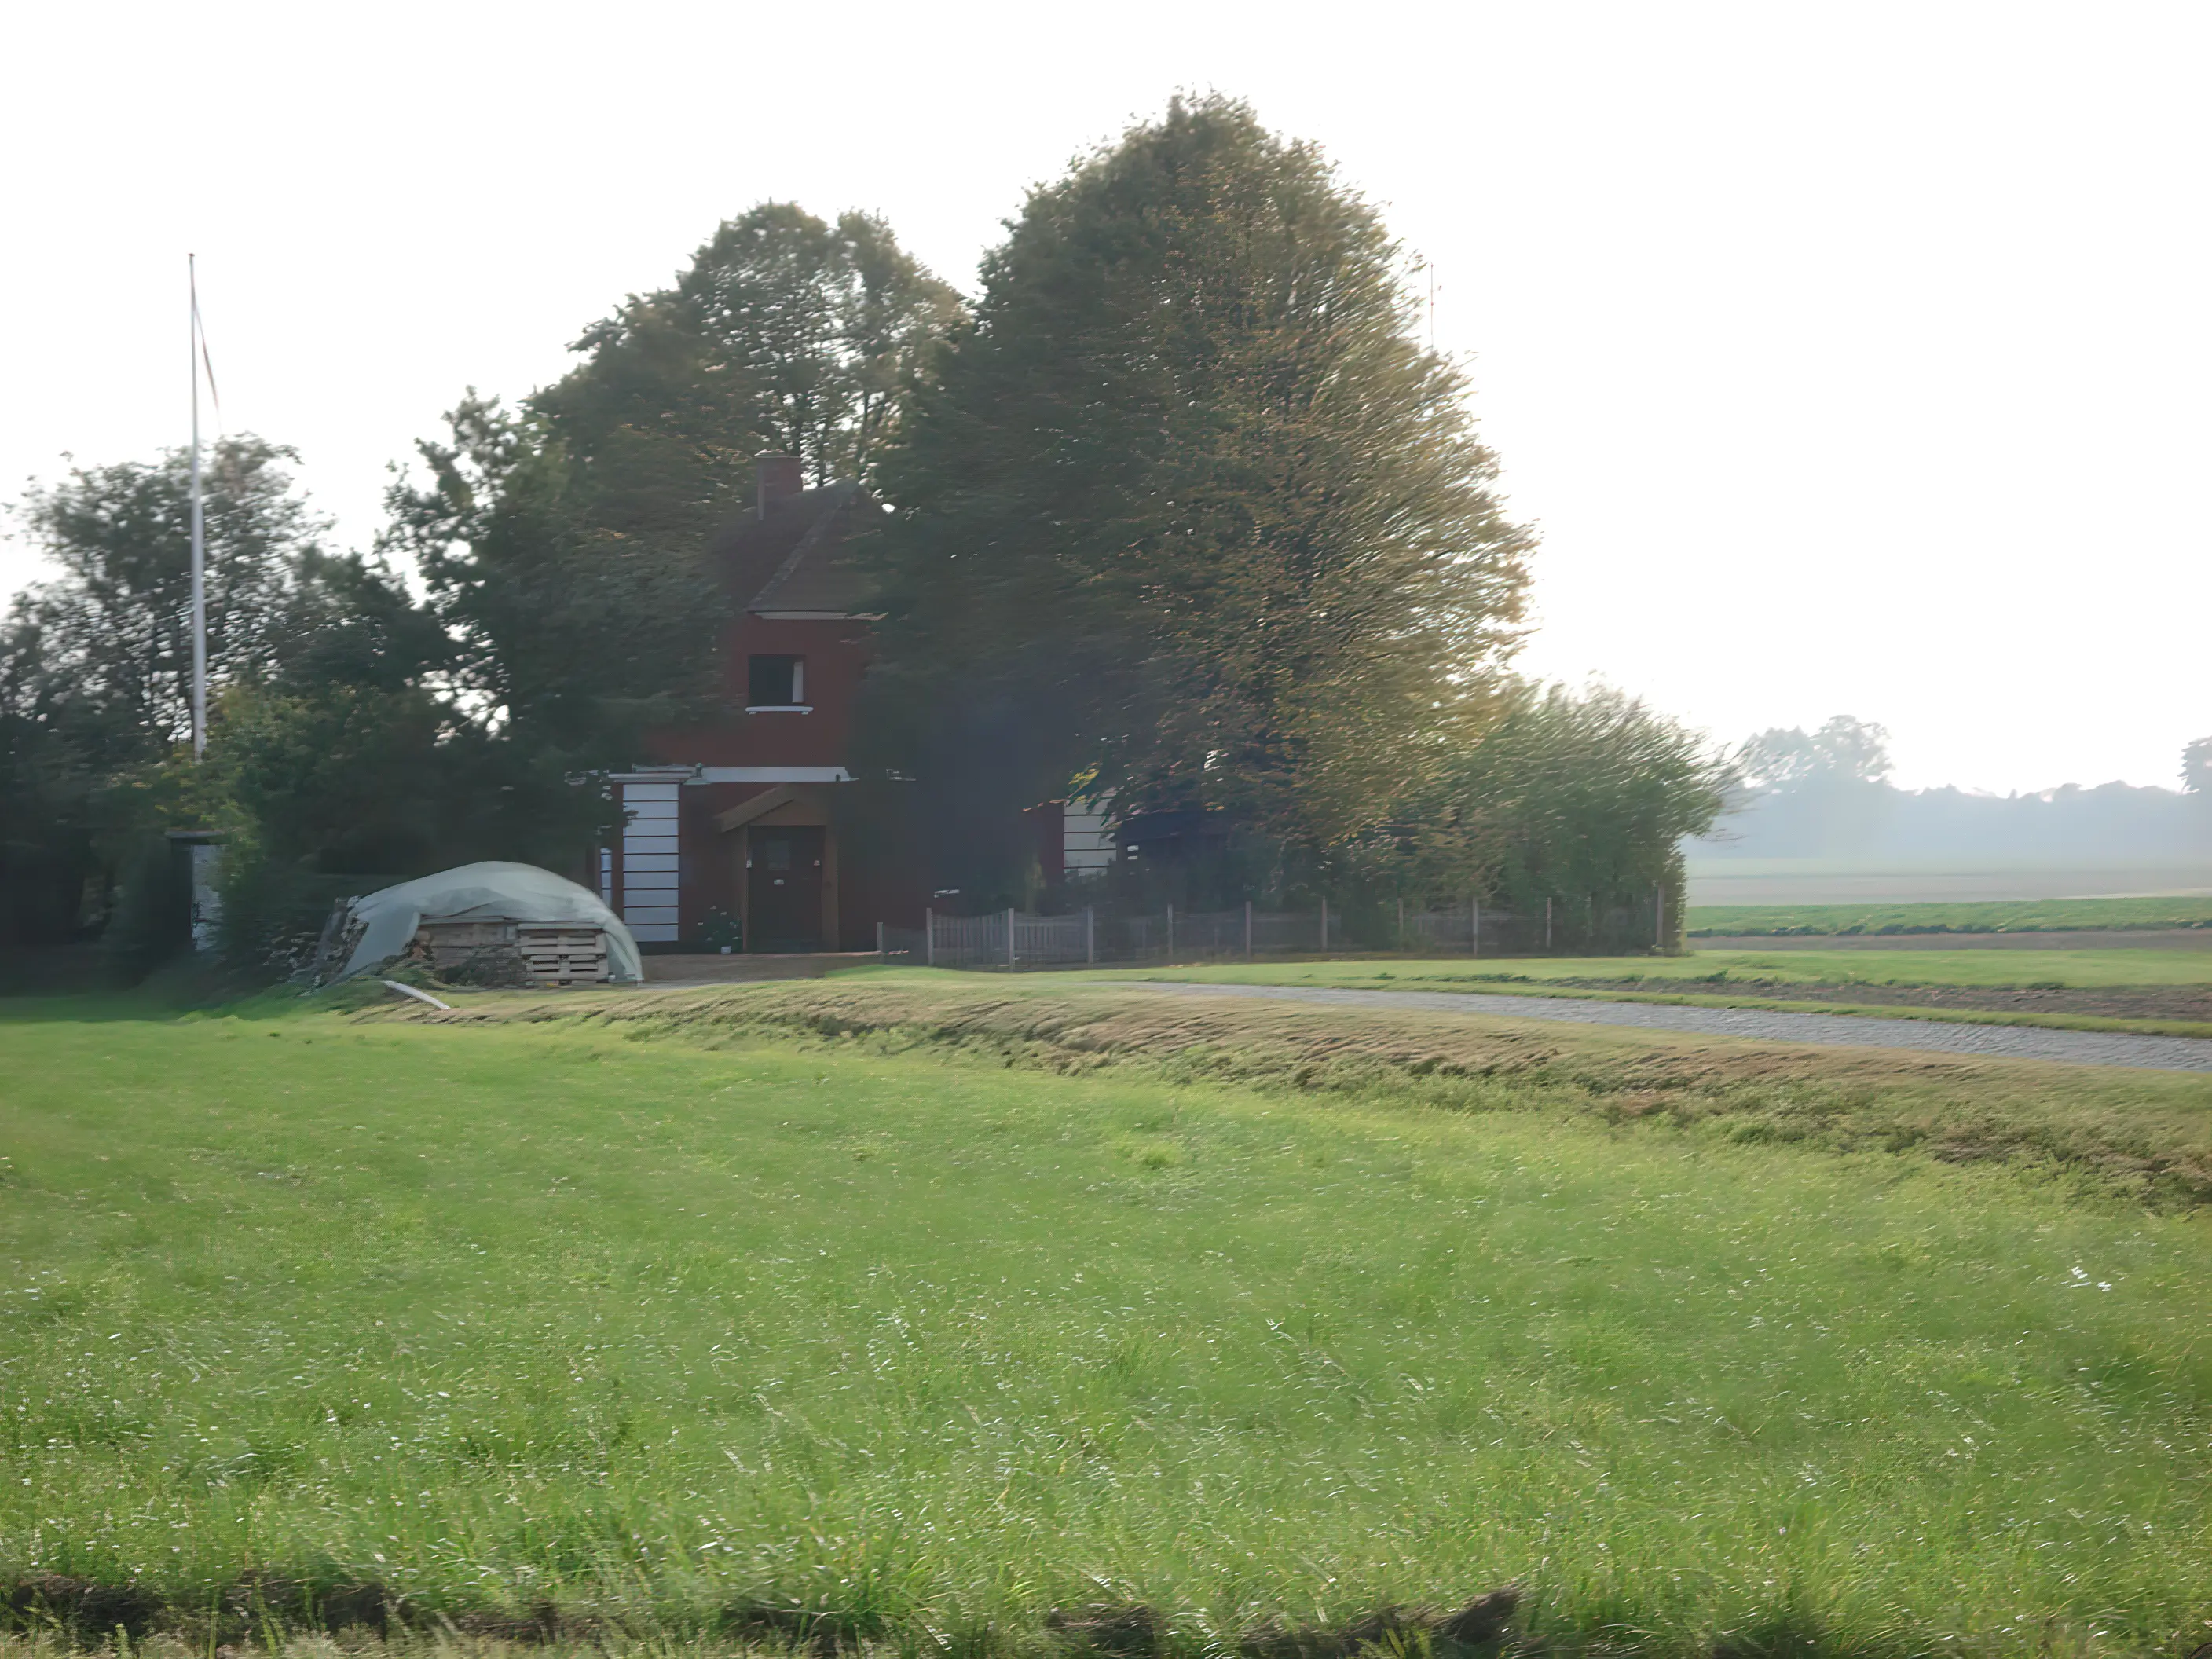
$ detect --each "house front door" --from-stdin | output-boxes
[747,826,826,953]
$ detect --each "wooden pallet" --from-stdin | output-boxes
[517,925,609,985]
[412,921,610,986]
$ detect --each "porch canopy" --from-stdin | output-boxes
[336,861,643,983]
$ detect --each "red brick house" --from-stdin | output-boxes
[601,456,1118,952]
[602,457,884,950]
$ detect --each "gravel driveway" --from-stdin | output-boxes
[1130,980,2212,1073]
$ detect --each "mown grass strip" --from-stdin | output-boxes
[1110,969,2212,1039]
[375,979,2212,1207]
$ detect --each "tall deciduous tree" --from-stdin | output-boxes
[6,438,334,764]
[645,203,963,485]
[863,97,1533,884]
[378,391,672,755]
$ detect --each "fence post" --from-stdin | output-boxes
[1086,905,1095,966]
[1244,899,1253,959]
[1654,885,1664,953]
[925,907,934,966]
[1320,896,1329,953]
[1470,896,1479,958]
[1396,896,1404,946]
[1006,906,1016,970]
[1544,896,1553,953]
[877,920,885,960]
[1166,903,1175,961]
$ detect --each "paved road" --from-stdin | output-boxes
[1130,980,2212,1073]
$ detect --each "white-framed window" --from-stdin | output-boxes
[746,654,808,711]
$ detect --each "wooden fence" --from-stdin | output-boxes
[879,894,1665,968]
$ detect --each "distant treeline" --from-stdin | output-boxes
[1697,716,2211,865]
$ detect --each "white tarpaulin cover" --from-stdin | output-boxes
[337,861,643,983]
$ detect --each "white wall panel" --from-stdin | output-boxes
[622,782,687,945]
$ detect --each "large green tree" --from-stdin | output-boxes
[384,204,958,756]
[0,434,597,972]
[862,97,1534,892]
[0,438,386,947]
[5,438,338,764]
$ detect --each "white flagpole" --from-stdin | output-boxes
[189,254,207,761]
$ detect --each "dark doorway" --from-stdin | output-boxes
[747,826,826,952]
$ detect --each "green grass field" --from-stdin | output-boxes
[1685,896,2212,937]
[5,987,2212,1657]
[1088,948,2212,989]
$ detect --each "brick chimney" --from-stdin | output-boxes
[756,453,804,518]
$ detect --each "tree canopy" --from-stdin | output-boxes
[0,435,598,964]
[383,205,959,757]
[1392,682,1737,920]
[5,438,346,765]
[1739,715,1894,790]
[0,439,402,947]
[862,97,1533,891]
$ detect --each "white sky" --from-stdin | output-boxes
[4,0,2206,795]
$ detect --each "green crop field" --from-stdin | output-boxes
[5,983,2212,1658]
[1685,896,2212,938]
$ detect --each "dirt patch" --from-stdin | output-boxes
[1547,976,2212,1024]
[1046,1592,1519,1659]
[2,1574,1512,1657]
[1239,1593,1519,1659]
[451,1605,570,1646]
[3,1577,165,1641]
[720,1601,876,1656]
[1049,1603,1165,1655]
[2,1573,390,1645]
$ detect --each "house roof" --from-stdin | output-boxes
[708,482,879,616]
